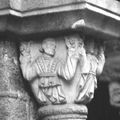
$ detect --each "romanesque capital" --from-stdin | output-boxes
[19,33,105,120]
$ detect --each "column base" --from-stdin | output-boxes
[38,104,88,120]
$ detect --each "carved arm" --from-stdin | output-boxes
[96,47,105,75]
[58,48,79,80]
[20,44,37,81]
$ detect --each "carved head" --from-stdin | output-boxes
[20,42,31,56]
[65,34,84,50]
[41,38,56,56]
[109,81,120,108]
[86,40,98,56]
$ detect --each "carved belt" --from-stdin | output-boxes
[39,73,56,77]
[82,72,96,76]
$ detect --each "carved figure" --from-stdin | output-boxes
[64,34,85,60]
[20,37,79,105]
[75,40,105,104]
[109,81,120,108]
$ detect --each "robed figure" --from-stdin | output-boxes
[20,38,79,105]
[75,40,105,104]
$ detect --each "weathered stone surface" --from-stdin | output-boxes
[0,0,119,15]
[8,98,28,120]
[29,98,39,120]
[0,0,119,40]
[11,0,85,12]
[0,40,25,93]
[0,38,30,120]
[38,104,88,120]
[0,10,118,40]
[0,97,28,120]
[0,98,9,120]
[19,33,105,120]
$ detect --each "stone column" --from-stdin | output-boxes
[0,35,30,120]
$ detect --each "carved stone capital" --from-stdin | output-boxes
[19,33,105,120]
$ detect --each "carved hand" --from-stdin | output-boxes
[20,42,31,56]
[67,48,80,59]
[99,46,104,55]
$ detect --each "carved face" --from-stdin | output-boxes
[109,81,120,107]
[42,38,56,56]
[65,34,84,50]
[77,38,84,48]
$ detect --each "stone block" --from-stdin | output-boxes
[0,97,28,120]
[0,98,9,120]
[29,98,39,120]
[0,39,31,120]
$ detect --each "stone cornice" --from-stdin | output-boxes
[0,0,119,39]
[0,0,119,18]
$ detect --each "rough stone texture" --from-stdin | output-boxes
[29,98,39,120]
[19,33,104,120]
[0,0,119,40]
[0,37,31,120]
[0,39,24,93]
[0,97,27,120]
[8,98,27,120]
[1,9,118,40]
[17,11,83,34]
[0,98,9,120]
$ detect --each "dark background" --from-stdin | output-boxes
[87,39,120,120]
[87,81,120,120]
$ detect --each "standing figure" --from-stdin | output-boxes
[75,40,105,104]
[20,37,79,105]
